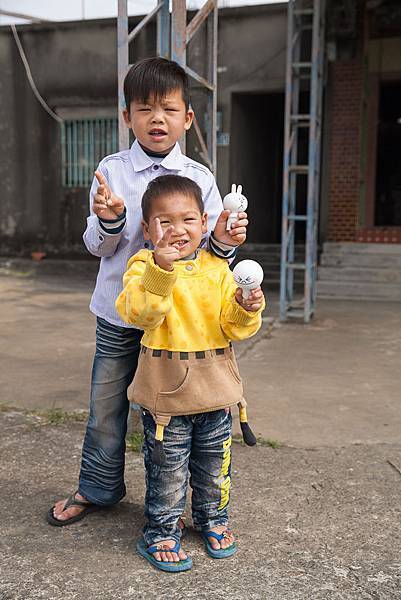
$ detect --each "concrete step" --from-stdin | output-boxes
[322,242,401,255]
[321,253,401,268]
[317,280,401,301]
[237,256,305,268]
[238,242,305,252]
[318,266,401,283]
[236,245,305,283]
[237,243,305,258]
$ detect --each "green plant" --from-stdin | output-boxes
[232,433,282,449]
[34,408,88,425]
[126,432,144,453]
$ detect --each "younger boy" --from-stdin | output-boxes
[48,57,248,526]
[116,175,264,572]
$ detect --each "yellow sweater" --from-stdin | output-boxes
[115,249,264,352]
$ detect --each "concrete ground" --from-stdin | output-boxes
[1,258,401,599]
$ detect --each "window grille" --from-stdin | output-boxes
[61,118,118,187]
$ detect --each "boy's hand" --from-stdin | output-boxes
[235,286,264,312]
[93,171,125,220]
[213,210,248,247]
[153,218,180,272]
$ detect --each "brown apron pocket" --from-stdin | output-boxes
[129,353,189,413]
[156,358,243,416]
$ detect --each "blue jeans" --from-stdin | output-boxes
[142,409,232,546]
[78,317,142,505]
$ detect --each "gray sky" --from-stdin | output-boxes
[0,0,287,25]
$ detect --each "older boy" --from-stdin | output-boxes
[116,174,264,571]
[48,57,248,526]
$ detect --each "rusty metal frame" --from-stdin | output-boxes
[279,0,326,323]
[117,0,218,174]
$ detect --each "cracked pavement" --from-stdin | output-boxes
[1,261,401,599]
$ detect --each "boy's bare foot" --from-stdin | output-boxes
[206,525,236,550]
[151,539,188,563]
[52,492,90,521]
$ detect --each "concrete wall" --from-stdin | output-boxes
[215,4,287,191]
[0,4,287,256]
[0,19,119,256]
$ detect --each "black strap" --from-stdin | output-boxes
[62,492,94,511]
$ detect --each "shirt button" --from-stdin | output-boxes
[99,235,104,241]
[185,265,193,271]
[153,165,159,170]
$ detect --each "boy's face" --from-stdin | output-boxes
[123,88,194,154]
[142,194,208,259]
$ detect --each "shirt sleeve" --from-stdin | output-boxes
[115,253,177,329]
[199,173,236,262]
[82,166,126,258]
[219,264,265,341]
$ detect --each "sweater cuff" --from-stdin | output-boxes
[98,207,127,224]
[209,233,237,259]
[226,298,264,326]
[142,255,177,296]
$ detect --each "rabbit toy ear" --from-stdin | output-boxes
[231,183,236,194]
[237,185,242,196]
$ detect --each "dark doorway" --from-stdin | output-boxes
[230,93,284,243]
[375,80,401,226]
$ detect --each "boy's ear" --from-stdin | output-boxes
[142,219,150,240]
[123,109,132,129]
[184,107,194,131]
[201,212,208,234]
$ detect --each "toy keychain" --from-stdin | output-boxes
[223,184,248,231]
[232,259,264,300]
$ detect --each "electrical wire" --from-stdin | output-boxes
[11,24,63,124]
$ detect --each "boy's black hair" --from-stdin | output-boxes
[124,57,190,112]
[141,175,204,222]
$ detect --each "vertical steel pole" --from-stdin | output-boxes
[171,0,187,153]
[117,0,129,151]
[305,0,320,322]
[206,3,218,174]
[312,0,325,314]
[287,6,301,310]
[157,0,170,59]
[171,0,186,67]
[280,0,294,321]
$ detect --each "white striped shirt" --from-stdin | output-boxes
[83,140,234,327]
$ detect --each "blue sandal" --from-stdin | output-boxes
[136,538,192,572]
[202,529,237,559]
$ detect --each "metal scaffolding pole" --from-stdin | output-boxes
[279,0,326,323]
[117,0,218,174]
[117,0,129,151]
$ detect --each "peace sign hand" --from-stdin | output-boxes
[93,171,125,220]
[153,218,180,272]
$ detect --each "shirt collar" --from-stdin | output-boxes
[130,139,154,172]
[130,139,185,172]
[160,142,185,171]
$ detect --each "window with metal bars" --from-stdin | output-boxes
[61,118,119,187]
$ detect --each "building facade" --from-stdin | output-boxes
[0,1,400,258]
